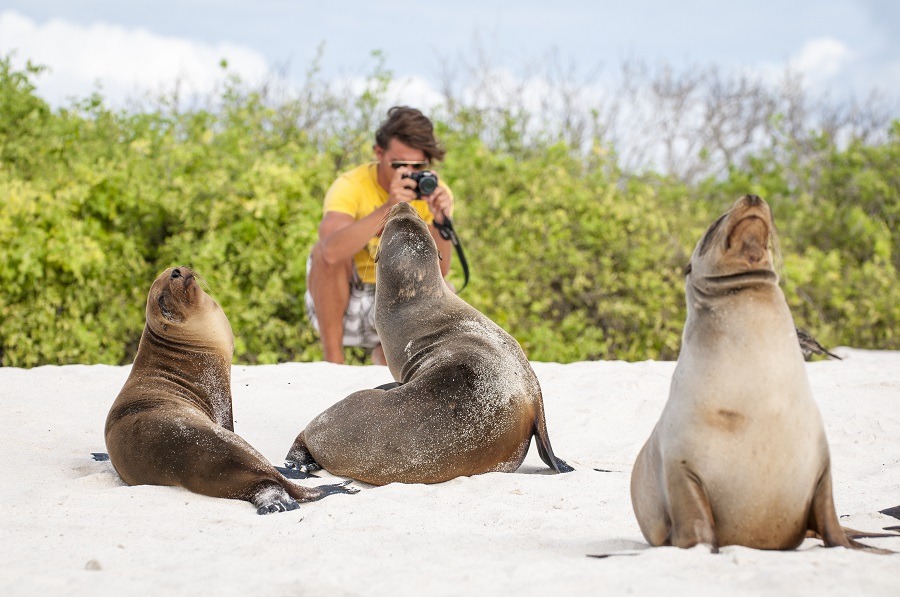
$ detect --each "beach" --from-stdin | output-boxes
[0,349,898,595]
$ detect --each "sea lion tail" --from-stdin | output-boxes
[533,399,574,473]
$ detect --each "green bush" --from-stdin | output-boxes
[1,57,897,366]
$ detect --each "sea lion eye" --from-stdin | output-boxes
[171,268,182,279]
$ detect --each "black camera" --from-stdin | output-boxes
[403,170,439,198]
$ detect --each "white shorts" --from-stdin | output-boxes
[304,259,379,349]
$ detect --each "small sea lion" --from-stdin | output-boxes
[105,267,356,514]
[286,203,573,485]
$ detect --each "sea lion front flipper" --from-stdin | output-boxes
[808,468,894,553]
[666,464,718,552]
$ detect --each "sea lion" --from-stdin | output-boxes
[286,203,573,485]
[105,266,356,514]
[630,195,890,553]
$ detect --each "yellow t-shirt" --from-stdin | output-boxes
[322,162,453,284]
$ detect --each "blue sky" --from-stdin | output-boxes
[1,1,898,108]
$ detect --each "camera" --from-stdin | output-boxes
[403,170,439,198]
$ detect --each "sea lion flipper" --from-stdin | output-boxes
[840,527,900,539]
[294,480,360,503]
[534,427,574,473]
[808,468,894,553]
[275,465,319,479]
[252,484,301,515]
[374,381,403,391]
[532,405,574,473]
[284,434,322,475]
[666,466,718,552]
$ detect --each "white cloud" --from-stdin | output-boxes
[789,37,853,86]
[385,75,446,112]
[751,36,900,100]
[0,10,270,106]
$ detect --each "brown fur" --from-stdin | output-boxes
[286,203,572,485]
[106,267,355,513]
[630,195,892,553]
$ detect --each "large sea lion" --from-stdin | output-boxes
[105,266,356,514]
[630,195,891,552]
[286,203,573,485]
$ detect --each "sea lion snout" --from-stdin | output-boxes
[389,202,417,216]
[381,204,433,256]
[386,202,422,224]
[727,216,769,264]
[688,195,781,294]
[146,266,212,331]
[170,267,196,288]
[723,196,775,267]
[383,203,428,238]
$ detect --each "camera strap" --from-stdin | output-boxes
[433,216,469,292]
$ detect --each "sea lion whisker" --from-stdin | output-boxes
[193,272,211,291]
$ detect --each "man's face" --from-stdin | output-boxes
[375,138,428,180]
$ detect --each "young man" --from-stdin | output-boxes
[305,106,455,365]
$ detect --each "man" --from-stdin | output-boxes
[305,106,455,365]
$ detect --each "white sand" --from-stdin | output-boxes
[0,349,898,595]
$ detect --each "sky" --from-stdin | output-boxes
[1,1,898,110]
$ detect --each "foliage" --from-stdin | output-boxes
[1,56,898,366]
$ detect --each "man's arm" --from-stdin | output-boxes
[316,206,391,265]
[317,168,420,264]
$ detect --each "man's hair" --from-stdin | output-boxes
[374,106,446,162]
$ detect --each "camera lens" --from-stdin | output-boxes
[416,172,438,196]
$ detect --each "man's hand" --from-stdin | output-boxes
[426,185,453,225]
[387,166,419,206]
